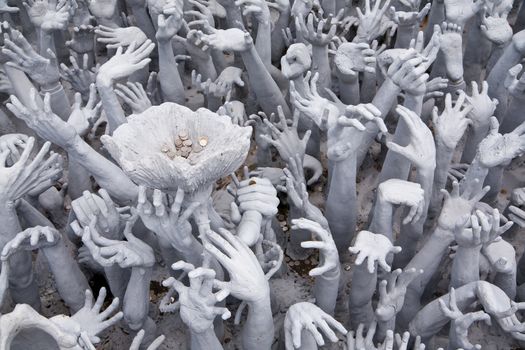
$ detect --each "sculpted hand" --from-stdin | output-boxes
[0,137,62,205]
[439,287,491,350]
[87,0,117,19]
[115,82,152,114]
[136,186,199,251]
[235,0,270,24]
[1,226,61,260]
[296,13,336,47]
[348,230,402,273]
[465,81,498,131]
[346,322,391,350]
[477,117,525,167]
[290,72,341,130]
[280,154,326,219]
[74,214,155,268]
[0,0,17,12]
[198,28,253,52]
[69,287,123,343]
[66,25,96,54]
[335,42,376,77]
[156,14,184,42]
[386,105,436,171]
[454,208,512,248]
[162,262,231,333]
[129,330,165,350]
[0,133,28,161]
[60,54,97,98]
[425,77,448,101]
[214,66,244,95]
[505,64,525,98]
[284,302,347,349]
[481,13,512,45]
[260,106,311,163]
[2,29,60,87]
[204,228,270,302]
[97,40,155,85]
[438,180,490,232]
[24,0,70,31]
[444,0,483,26]
[354,0,391,43]
[376,268,423,322]
[95,25,148,48]
[387,3,430,27]
[72,189,130,239]
[377,179,425,224]
[68,84,102,136]
[7,89,78,148]
[433,92,473,149]
[291,218,339,276]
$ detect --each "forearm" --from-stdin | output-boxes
[4,65,42,109]
[326,154,357,252]
[123,266,152,330]
[130,5,157,41]
[314,266,340,315]
[460,123,490,164]
[405,228,454,301]
[494,269,517,299]
[430,141,455,216]
[487,41,523,121]
[95,77,127,133]
[37,28,56,56]
[369,200,394,240]
[240,46,291,116]
[378,93,423,183]
[243,293,274,350]
[338,75,360,105]
[157,41,186,104]
[41,82,71,121]
[270,12,290,62]
[104,265,131,300]
[190,327,223,350]
[451,246,481,288]
[311,45,331,95]
[360,72,376,103]
[395,167,434,268]
[408,281,481,341]
[42,240,91,312]
[395,24,417,49]
[255,21,272,69]
[67,134,138,203]
[348,264,377,329]
[460,156,489,195]
[424,1,444,43]
[501,96,525,133]
[356,78,400,167]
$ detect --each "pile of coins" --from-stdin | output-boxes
[161,129,209,160]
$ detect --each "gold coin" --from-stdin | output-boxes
[198,136,208,147]
[183,139,193,146]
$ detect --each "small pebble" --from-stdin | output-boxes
[179,130,189,140]
[183,139,193,147]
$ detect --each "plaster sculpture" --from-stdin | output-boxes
[2,0,525,349]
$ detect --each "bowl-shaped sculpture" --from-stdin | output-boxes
[101,103,252,192]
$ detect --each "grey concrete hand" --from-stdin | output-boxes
[1,226,61,260]
[291,218,339,276]
[96,25,148,48]
[284,302,347,349]
[163,261,231,333]
[0,137,62,204]
[136,186,199,251]
[129,330,165,350]
[348,230,402,273]
[115,82,152,114]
